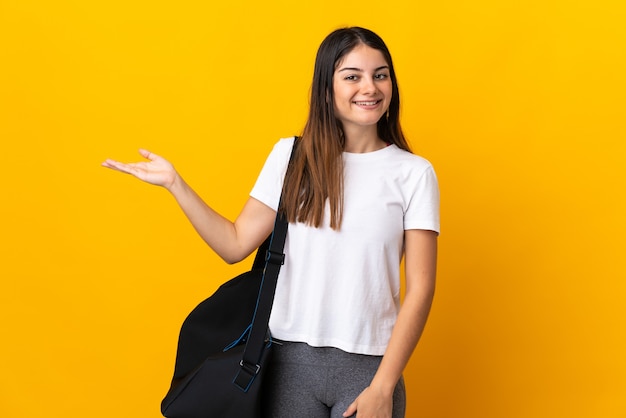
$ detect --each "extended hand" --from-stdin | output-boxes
[102,149,178,189]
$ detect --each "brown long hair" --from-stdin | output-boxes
[281,27,411,230]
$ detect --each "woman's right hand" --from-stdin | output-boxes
[102,149,178,189]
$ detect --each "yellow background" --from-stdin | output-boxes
[1,0,625,417]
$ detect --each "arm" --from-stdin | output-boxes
[102,149,276,264]
[344,229,438,418]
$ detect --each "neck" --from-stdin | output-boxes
[343,126,386,153]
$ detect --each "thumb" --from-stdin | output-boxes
[343,400,357,417]
[138,148,157,161]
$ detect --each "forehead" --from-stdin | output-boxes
[335,44,389,70]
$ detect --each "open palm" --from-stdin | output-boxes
[102,149,177,189]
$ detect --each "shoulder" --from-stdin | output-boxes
[269,136,297,156]
[259,136,297,167]
[386,145,435,176]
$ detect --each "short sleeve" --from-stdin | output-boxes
[249,137,296,211]
[404,164,440,234]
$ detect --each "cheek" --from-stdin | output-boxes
[333,83,345,99]
[333,88,350,109]
[383,82,393,98]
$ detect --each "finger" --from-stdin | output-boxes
[138,148,157,161]
[101,159,114,168]
[101,159,126,171]
[101,159,137,175]
[343,401,357,417]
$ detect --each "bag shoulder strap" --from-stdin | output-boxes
[233,136,297,391]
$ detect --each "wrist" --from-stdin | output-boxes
[166,172,185,194]
[369,376,398,398]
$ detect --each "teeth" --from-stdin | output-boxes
[355,101,378,105]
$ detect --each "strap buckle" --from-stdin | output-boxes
[239,359,261,375]
[233,360,261,392]
[265,250,285,265]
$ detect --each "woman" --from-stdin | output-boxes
[103,27,439,418]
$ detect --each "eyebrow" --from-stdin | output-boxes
[337,65,390,72]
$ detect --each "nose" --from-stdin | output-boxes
[361,75,378,94]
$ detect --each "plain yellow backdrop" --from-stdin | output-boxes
[1,0,625,417]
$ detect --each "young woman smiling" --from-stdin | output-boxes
[103,27,439,418]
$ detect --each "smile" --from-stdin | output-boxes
[354,100,382,106]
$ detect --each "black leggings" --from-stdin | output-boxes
[262,341,406,418]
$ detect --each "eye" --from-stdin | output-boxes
[344,74,359,81]
[374,73,389,80]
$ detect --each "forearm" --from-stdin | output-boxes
[167,175,247,264]
[370,283,435,395]
[370,229,438,395]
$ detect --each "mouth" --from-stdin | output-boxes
[353,100,382,106]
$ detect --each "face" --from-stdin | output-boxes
[332,44,392,134]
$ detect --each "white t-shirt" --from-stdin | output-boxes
[250,137,440,355]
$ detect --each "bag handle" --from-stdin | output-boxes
[233,137,297,392]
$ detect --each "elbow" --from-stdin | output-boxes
[220,249,249,265]
[221,254,244,265]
